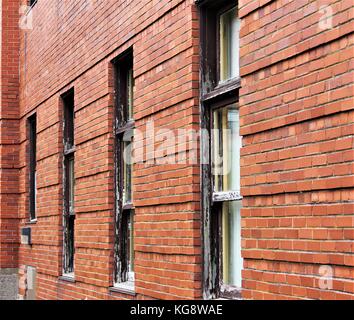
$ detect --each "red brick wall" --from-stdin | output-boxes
[239,0,354,299]
[0,0,20,271]
[0,0,352,300]
[16,0,201,300]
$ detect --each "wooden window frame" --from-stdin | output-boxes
[197,0,242,300]
[112,50,135,286]
[210,102,242,299]
[217,3,239,84]
[62,89,76,277]
[28,114,37,222]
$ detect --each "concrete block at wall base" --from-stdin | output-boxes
[0,269,18,300]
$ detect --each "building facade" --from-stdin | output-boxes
[0,0,353,300]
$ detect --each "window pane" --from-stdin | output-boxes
[127,68,134,122]
[63,91,75,149]
[64,214,75,274]
[222,201,243,287]
[33,170,37,217]
[127,211,134,274]
[212,104,241,193]
[220,7,240,82]
[29,115,37,221]
[68,157,75,215]
[122,139,132,205]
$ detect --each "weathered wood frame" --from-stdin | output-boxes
[112,50,135,285]
[197,0,242,300]
[62,88,76,276]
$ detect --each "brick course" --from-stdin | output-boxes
[239,0,353,300]
[0,0,20,273]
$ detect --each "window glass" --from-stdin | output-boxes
[222,201,243,287]
[220,7,240,82]
[65,100,74,148]
[212,104,241,193]
[29,115,37,221]
[34,171,37,217]
[68,157,75,215]
[127,68,134,122]
[128,212,134,275]
[65,214,75,274]
[122,139,132,205]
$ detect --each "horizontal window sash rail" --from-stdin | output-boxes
[64,146,76,156]
[212,191,242,202]
[116,120,135,135]
[202,77,241,102]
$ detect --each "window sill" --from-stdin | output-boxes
[110,282,136,296]
[59,274,75,283]
[26,219,37,225]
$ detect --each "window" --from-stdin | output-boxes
[198,0,242,299]
[28,114,37,222]
[113,51,135,288]
[62,89,75,276]
[211,104,243,291]
[219,6,240,82]
[212,105,241,195]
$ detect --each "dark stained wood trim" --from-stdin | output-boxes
[202,77,241,102]
[63,146,76,156]
[115,120,135,135]
[62,88,76,275]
